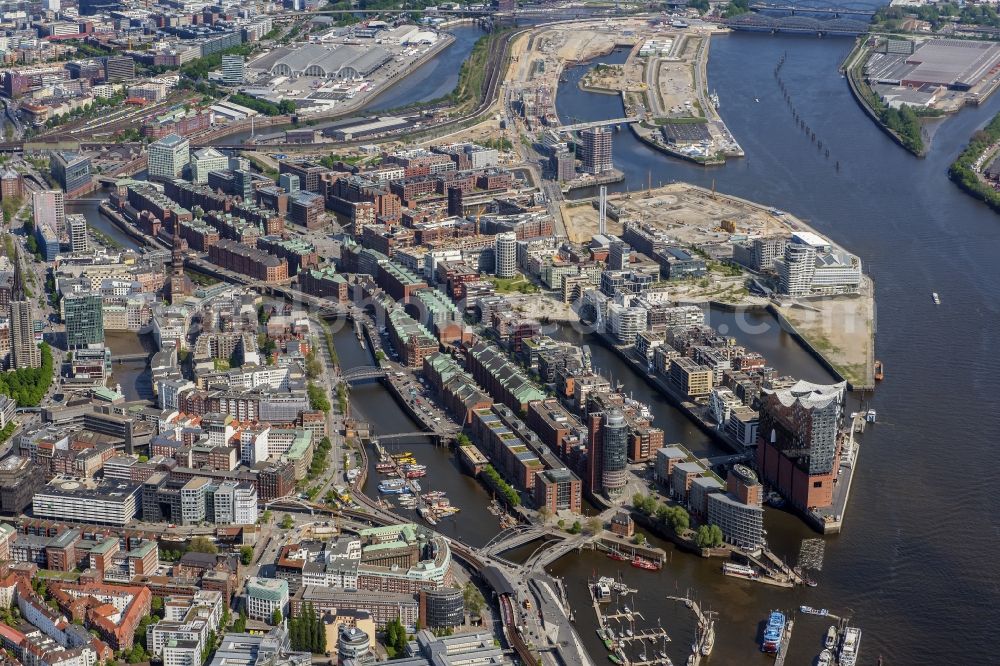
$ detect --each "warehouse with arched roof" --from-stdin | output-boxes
[262,43,391,80]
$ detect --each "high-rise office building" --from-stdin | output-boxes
[278,173,299,194]
[221,55,245,85]
[775,242,816,297]
[756,380,846,511]
[494,232,517,279]
[64,291,104,349]
[32,190,65,238]
[234,169,253,201]
[49,153,91,195]
[103,55,135,82]
[550,150,575,181]
[190,147,228,184]
[580,127,613,174]
[68,214,87,253]
[707,463,764,551]
[148,134,190,181]
[586,409,628,499]
[10,301,40,369]
[608,238,631,271]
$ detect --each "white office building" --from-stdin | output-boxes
[245,577,289,622]
[211,480,258,525]
[148,133,190,181]
[150,591,223,663]
[32,189,65,237]
[180,477,209,524]
[31,477,140,526]
[708,387,743,427]
[607,299,648,345]
[190,147,229,184]
[221,55,245,85]
[68,214,88,253]
[494,232,517,278]
[776,238,863,297]
[162,639,200,666]
[240,426,271,465]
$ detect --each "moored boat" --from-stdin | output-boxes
[631,556,660,571]
[874,360,884,381]
[378,479,409,494]
[760,611,785,654]
[817,649,832,666]
[607,550,629,562]
[824,626,836,650]
[839,627,861,666]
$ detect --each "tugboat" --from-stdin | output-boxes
[874,360,884,381]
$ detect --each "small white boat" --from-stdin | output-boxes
[865,409,877,423]
[623,605,631,614]
[932,292,940,305]
[625,629,633,638]
[817,649,833,666]
[755,97,760,103]
[825,626,837,650]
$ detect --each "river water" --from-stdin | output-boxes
[338,27,1000,665]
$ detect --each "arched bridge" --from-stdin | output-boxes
[748,0,876,16]
[340,366,389,382]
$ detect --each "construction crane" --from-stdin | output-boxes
[474,205,485,236]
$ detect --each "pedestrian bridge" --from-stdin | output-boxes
[554,117,640,133]
[340,366,388,382]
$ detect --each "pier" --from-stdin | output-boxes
[587,579,671,666]
[773,618,795,666]
[665,596,716,664]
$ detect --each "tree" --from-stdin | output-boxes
[240,546,254,565]
[709,524,724,548]
[305,348,323,379]
[537,506,552,524]
[281,514,295,529]
[188,536,218,554]
[151,595,164,617]
[307,382,331,413]
[462,582,484,616]
[695,525,716,548]
[586,516,603,534]
[568,520,582,534]
[232,610,248,633]
[633,533,646,545]
[127,644,146,664]
[271,609,283,626]
[386,619,398,652]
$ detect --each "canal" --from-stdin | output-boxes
[330,323,500,549]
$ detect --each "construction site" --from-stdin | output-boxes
[560,182,876,389]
